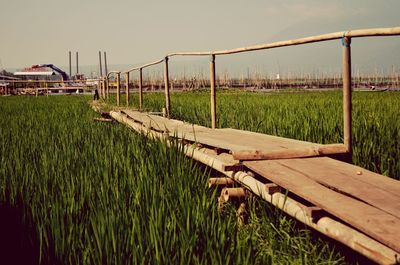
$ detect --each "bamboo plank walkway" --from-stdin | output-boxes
[121,110,328,152]
[104,108,400,263]
[91,27,400,264]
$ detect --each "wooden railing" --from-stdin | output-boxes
[4,79,98,96]
[103,26,400,158]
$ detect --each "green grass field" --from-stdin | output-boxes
[0,95,347,264]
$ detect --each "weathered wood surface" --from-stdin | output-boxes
[275,157,400,217]
[233,144,347,160]
[244,159,400,253]
[121,110,318,152]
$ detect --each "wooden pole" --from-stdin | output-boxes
[98,80,101,99]
[222,187,247,202]
[116,72,121,106]
[342,36,352,161]
[102,79,106,99]
[210,54,217,129]
[125,72,130,106]
[139,68,143,111]
[100,79,103,98]
[105,77,109,99]
[164,57,171,118]
[208,177,235,188]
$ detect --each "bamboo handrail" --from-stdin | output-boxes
[212,27,400,55]
[158,27,400,58]
[125,59,164,73]
[106,71,121,78]
[167,51,211,57]
[118,26,400,151]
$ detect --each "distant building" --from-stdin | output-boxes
[13,66,62,80]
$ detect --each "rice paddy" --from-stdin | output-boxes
[0,95,349,264]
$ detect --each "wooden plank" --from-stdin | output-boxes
[222,163,243,172]
[233,144,347,160]
[220,128,318,148]
[308,157,400,196]
[305,206,325,223]
[273,157,400,218]
[121,110,247,150]
[122,110,318,148]
[121,110,320,153]
[265,183,281,195]
[244,159,400,253]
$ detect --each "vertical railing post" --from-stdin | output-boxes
[116,72,121,106]
[105,77,109,100]
[342,36,352,161]
[125,72,130,106]
[101,78,105,99]
[164,57,171,118]
[210,54,217,129]
[98,80,101,99]
[139,68,143,111]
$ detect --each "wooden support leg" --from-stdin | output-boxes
[210,54,217,129]
[139,68,143,111]
[342,36,352,162]
[164,57,171,118]
[125,72,130,107]
[116,72,121,106]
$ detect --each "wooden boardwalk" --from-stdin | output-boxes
[105,108,400,264]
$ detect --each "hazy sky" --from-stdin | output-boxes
[1,0,399,76]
